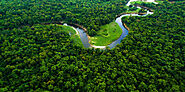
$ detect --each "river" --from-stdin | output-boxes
[63,2,155,49]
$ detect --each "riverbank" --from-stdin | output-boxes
[123,23,130,31]
[52,24,83,47]
[59,25,83,47]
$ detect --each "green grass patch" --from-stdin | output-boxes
[90,22,122,46]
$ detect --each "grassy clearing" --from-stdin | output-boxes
[90,22,122,46]
[57,25,83,47]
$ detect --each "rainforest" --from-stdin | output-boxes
[0,0,184,91]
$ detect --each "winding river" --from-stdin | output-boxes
[64,2,155,49]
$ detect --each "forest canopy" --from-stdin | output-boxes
[0,0,184,91]
[0,0,129,36]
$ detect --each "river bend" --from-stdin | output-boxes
[64,5,154,49]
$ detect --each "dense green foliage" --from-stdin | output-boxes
[0,0,128,36]
[121,2,184,91]
[0,0,184,92]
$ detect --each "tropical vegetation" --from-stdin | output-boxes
[0,0,184,91]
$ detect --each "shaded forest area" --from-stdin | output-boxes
[0,0,184,92]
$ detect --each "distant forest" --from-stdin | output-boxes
[0,0,184,91]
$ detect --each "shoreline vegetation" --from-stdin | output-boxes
[37,23,84,47]
[57,25,83,47]
[48,24,83,47]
